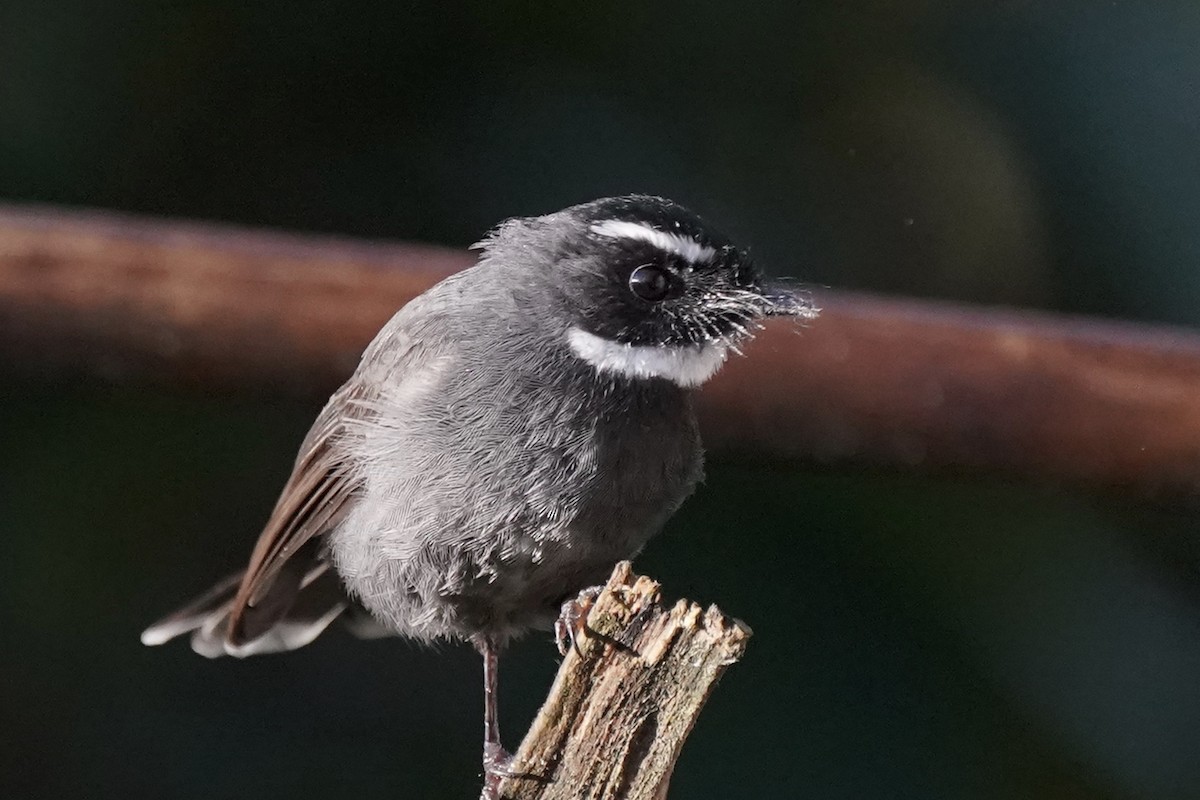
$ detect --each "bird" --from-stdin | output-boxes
[141,195,815,799]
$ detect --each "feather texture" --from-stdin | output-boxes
[227,387,361,644]
[142,195,806,657]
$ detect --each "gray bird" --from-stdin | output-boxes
[141,195,814,798]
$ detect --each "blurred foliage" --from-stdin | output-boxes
[2,2,1199,799]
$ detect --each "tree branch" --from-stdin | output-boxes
[497,562,751,800]
[4,202,1200,496]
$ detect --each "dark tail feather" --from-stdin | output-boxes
[140,564,354,659]
[140,572,242,648]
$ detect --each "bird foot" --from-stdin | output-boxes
[480,741,515,800]
[554,584,604,656]
[484,741,514,774]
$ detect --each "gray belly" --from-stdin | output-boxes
[329,379,703,644]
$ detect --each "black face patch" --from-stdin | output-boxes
[557,197,770,348]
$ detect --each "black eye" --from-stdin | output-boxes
[628,265,670,301]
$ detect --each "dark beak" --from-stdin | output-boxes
[760,282,819,318]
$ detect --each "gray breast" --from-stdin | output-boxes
[329,286,703,645]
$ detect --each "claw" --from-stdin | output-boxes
[484,741,515,776]
[480,741,516,800]
[555,585,604,657]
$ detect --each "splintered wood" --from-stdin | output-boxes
[498,562,752,800]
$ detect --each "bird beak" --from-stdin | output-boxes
[760,282,819,319]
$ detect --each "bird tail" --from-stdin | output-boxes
[140,563,352,658]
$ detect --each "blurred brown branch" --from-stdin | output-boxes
[3,202,1200,496]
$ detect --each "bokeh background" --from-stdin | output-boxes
[3,2,1200,798]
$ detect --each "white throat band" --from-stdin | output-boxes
[566,326,728,387]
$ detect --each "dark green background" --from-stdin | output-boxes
[2,2,1199,798]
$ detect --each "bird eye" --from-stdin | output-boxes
[628,265,670,302]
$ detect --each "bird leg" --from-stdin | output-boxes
[554,584,605,656]
[476,636,512,800]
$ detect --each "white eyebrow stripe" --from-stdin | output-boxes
[590,219,716,264]
[566,326,728,387]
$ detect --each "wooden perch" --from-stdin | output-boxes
[497,562,751,800]
[4,202,1200,497]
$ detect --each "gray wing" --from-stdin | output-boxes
[225,381,365,644]
[142,313,432,656]
[139,383,367,656]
